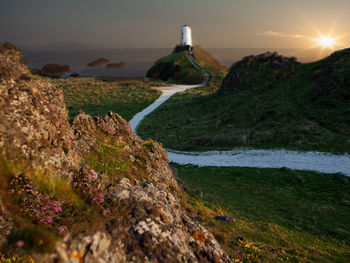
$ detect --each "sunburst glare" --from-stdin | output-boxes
[317,36,336,48]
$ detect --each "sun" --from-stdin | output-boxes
[318,36,336,48]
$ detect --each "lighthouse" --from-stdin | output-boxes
[181,25,192,50]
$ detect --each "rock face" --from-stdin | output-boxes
[41,64,71,77]
[219,51,299,95]
[106,61,126,69]
[0,43,80,171]
[0,43,230,262]
[87,58,110,67]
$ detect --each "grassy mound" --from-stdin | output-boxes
[138,48,350,153]
[146,46,227,85]
[146,51,204,84]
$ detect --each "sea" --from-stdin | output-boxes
[23,48,330,78]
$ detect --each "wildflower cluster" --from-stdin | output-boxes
[234,237,262,262]
[9,175,64,227]
[72,167,106,206]
[0,254,34,263]
[97,121,115,136]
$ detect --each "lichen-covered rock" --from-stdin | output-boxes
[48,177,229,263]
[71,110,98,153]
[0,42,81,171]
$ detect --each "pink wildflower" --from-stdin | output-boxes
[58,226,67,234]
[90,169,99,181]
[102,208,110,216]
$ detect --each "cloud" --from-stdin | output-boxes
[258,31,305,38]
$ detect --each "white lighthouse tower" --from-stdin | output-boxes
[181,25,192,49]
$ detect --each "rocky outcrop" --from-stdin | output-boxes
[310,48,350,106]
[0,43,80,171]
[219,51,299,95]
[0,43,230,262]
[47,112,229,262]
[87,58,110,67]
[106,61,126,69]
[40,64,71,77]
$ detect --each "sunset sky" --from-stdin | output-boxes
[1,0,350,49]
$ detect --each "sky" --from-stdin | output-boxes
[1,0,350,49]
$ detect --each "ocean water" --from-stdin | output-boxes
[23,48,328,78]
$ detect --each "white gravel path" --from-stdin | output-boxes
[167,149,350,175]
[129,83,350,176]
[129,53,350,176]
[129,84,201,133]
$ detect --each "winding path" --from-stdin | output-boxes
[129,53,350,176]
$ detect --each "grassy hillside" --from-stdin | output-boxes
[54,77,164,122]
[192,44,228,80]
[146,46,227,85]
[174,164,350,262]
[146,51,204,84]
[138,49,350,154]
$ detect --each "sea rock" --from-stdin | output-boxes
[106,62,126,69]
[87,58,110,67]
[41,64,71,77]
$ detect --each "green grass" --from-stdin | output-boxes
[138,55,350,154]
[174,164,350,262]
[147,51,204,84]
[54,77,164,122]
